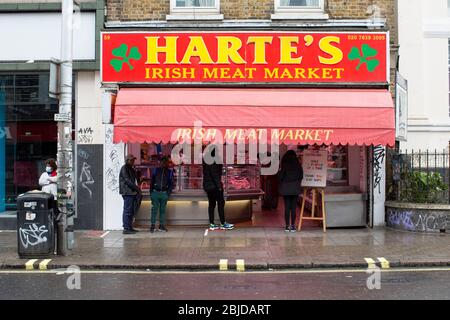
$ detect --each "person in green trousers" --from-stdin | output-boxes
[150,157,173,233]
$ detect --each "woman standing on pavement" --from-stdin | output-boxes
[278,150,303,232]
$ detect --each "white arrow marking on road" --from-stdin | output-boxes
[100,231,110,238]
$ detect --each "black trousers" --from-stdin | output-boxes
[283,195,298,227]
[206,189,225,225]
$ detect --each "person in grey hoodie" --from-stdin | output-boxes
[278,150,303,232]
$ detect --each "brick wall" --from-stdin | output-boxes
[107,0,395,28]
[107,0,169,21]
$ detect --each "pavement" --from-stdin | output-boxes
[2,226,450,271]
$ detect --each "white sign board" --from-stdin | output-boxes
[0,12,95,61]
[54,113,71,122]
[395,72,408,142]
[301,150,328,188]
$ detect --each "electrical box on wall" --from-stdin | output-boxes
[102,91,112,124]
[49,58,60,99]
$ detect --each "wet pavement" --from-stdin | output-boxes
[1,269,450,299]
[2,226,450,270]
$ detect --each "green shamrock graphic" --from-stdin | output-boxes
[348,44,380,72]
[110,44,142,72]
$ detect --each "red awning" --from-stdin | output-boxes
[113,88,395,146]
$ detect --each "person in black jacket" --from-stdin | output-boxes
[119,154,141,234]
[203,148,234,231]
[278,150,303,232]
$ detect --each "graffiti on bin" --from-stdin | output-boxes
[19,223,48,248]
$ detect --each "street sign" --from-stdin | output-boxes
[54,113,71,122]
[395,71,408,142]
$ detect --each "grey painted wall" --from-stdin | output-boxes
[76,144,103,230]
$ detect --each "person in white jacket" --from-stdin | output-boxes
[39,158,58,199]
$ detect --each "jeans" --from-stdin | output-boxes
[122,195,136,230]
[151,191,169,225]
[283,195,298,227]
[206,189,225,225]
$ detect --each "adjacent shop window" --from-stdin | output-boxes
[448,39,450,117]
[0,73,73,211]
[169,0,221,17]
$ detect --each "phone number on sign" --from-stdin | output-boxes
[348,34,386,41]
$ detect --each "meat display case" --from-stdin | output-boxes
[224,164,264,200]
[170,164,263,200]
[173,164,203,194]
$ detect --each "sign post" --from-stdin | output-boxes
[55,0,76,256]
[298,150,328,232]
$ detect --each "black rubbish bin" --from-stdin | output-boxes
[17,192,55,258]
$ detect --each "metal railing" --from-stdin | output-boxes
[386,149,450,204]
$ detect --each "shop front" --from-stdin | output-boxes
[101,31,395,230]
[0,73,60,213]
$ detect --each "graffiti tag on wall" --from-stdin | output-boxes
[105,148,121,192]
[78,127,94,144]
[387,208,450,233]
[79,162,95,198]
[373,145,385,194]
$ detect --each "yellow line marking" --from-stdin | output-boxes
[25,259,38,270]
[377,257,390,269]
[364,258,376,269]
[236,259,245,272]
[219,259,228,271]
[39,259,52,270]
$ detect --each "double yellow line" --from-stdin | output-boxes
[365,257,390,269]
[219,259,245,272]
[24,259,52,270]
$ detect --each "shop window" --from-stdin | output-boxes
[168,0,223,20]
[272,0,328,20]
[449,39,450,117]
[0,73,74,211]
